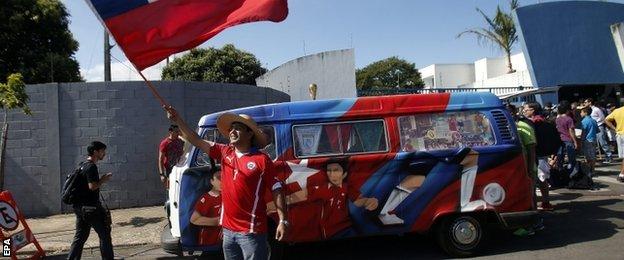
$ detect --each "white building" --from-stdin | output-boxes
[420,53,533,89]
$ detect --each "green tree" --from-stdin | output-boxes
[0,74,31,190]
[457,0,519,73]
[162,44,266,85]
[356,57,424,90]
[0,0,82,83]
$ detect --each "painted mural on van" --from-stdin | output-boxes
[165,92,536,257]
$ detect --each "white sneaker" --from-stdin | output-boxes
[378,212,405,225]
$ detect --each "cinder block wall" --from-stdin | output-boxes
[1,81,289,217]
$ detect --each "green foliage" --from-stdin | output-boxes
[457,0,519,73]
[0,74,31,115]
[356,57,424,90]
[162,44,267,85]
[0,0,83,83]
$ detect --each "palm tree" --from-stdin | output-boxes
[458,0,519,73]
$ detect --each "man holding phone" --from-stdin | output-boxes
[67,141,116,260]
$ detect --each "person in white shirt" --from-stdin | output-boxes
[584,98,612,163]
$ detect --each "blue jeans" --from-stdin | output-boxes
[222,228,268,260]
[597,125,612,159]
[557,141,577,172]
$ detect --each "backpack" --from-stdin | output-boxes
[568,163,594,190]
[61,162,88,205]
[533,120,562,157]
[548,167,569,189]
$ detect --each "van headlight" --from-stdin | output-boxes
[482,183,505,206]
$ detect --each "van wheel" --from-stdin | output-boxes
[436,215,484,258]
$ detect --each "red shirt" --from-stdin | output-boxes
[193,192,222,246]
[210,143,279,234]
[308,183,359,238]
[159,137,184,173]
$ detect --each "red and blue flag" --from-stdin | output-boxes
[85,0,288,70]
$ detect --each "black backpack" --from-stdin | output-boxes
[533,120,562,157]
[61,162,88,205]
[568,163,595,190]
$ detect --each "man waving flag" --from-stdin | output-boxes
[85,0,289,71]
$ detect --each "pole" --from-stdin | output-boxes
[104,31,111,82]
[137,70,168,107]
[0,111,8,191]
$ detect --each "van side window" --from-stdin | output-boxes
[195,126,277,166]
[398,111,494,152]
[293,120,387,158]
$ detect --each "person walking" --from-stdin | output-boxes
[521,103,555,210]
[164,106,288,260]
[580,107,598,175]
[605,105,624,182]
[584,98,613,163]
[556,103,579,176]
[158,125,184,189]
[67,141,115,260]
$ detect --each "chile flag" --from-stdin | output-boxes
[85,0,288,70]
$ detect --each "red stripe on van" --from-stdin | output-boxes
[342,93,451,119]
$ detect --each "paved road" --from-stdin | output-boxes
[46,164,624,260]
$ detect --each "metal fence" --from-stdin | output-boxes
[357,86,535,97]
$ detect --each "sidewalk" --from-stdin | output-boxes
[18,205,167,256]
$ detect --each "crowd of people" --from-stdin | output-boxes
[507,98,624,211]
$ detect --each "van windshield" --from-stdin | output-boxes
[194,126,277,167]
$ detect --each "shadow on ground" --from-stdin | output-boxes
[117,217,165,227]
[483,197,623,256]
[277,197,624,259]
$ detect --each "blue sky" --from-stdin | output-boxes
[60,0,614,81]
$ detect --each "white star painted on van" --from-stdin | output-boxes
[285,159,319,189]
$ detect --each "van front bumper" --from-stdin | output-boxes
[160,223,181,255]
[498,210,539,229]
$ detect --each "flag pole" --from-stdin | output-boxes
[137,70,168,107]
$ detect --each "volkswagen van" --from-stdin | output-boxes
[161,92,537,257]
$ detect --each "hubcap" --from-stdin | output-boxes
[452,219,477,245]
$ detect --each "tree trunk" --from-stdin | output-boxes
[0,111,7,191]
[506,51,515,73]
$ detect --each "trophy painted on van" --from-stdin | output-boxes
[309,83,318,100]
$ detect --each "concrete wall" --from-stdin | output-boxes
[256,49,356,101]
[1,81,289,217]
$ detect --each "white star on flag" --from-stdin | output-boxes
[285,159,320,189]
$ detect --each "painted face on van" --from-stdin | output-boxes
[326,163,347,186]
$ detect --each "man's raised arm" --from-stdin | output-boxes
[164,105,214,153]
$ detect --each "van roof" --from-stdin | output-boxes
[197,91,502,127]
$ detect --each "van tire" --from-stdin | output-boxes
[435,215,484,258]
[160,223,182,257]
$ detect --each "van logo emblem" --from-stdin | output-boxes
[247,162,256,170]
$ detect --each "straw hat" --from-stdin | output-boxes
[216,113,268,148]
